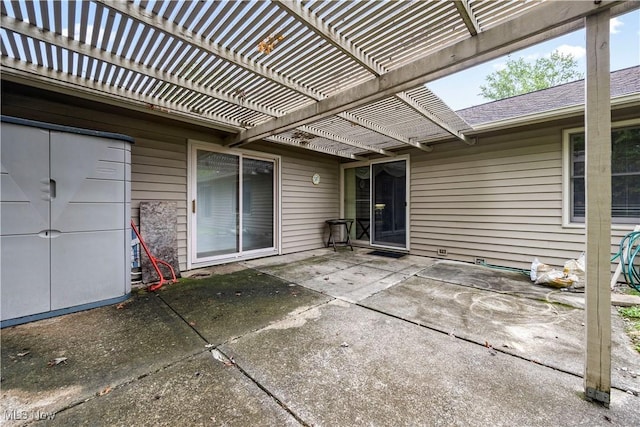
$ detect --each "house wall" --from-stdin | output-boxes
[1,85,340,271]
[4,83,636,274]
[408,112,639,271]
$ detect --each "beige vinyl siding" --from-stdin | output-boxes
[410,125,632,271]
[130,137,188,268]
[3,86,342,270]
[248,142,341,254]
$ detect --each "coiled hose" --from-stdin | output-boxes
[612,230,640,292]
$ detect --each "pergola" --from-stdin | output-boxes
[2,0,638,406]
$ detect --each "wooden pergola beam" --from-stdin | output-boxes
[274,0,384,76]
[296,125,396,157]
[453,0,481,36]
[395,92,475,145]
[584,9,612,407]
[229,1,631,146]
[276,0,449,150]
[338,111,433,152]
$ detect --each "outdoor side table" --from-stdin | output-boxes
[325,219,354,251]
[356,218,370,239]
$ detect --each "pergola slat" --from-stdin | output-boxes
[23,0,35,26]
[99,5,116,50]
[79,0,90,45]
[1,16,282,121]
[298,124,396,157]
[266,134,367,161]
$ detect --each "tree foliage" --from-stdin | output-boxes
[479,50,584,100]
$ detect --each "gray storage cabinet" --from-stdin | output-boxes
[1,116,133,327]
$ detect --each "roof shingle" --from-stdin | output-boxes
[457,65,640,126]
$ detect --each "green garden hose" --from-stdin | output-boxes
[478,230,640,292]
[611,231,640,292]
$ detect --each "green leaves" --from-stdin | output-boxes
[480,50,583,101]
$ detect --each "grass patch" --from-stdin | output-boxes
[624,287,640,297]
[618,305,640,353]
[619,305,640,319]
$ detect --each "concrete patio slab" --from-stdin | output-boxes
[157,269,331,345]
[251,256,358,284]
[357,254,437,274]
[242,248,353,268]
[360,276,640,393]
[39,351,299,427]
[2,251,639,426]
[222,299,640,427]
[1,293,204,423]
[181,262,248,278]
[418,260,586,308]
[252,248,431,303]
[612,293,640,307]
[298,265,398,303]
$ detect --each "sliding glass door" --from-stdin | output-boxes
[196,151,239,258]
[241,158,274,251]
[343,166,371,242]
[372,160,406,248]
[192,146,276,265]
[343,158,408,250]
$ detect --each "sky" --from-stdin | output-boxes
[427,9,640,111]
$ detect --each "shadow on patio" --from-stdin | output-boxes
[2,248,639,426]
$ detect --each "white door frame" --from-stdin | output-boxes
[186,139,281,269]
[340,154,410,251]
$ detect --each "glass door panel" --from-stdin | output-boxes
[372,160,406,248]
[343,166,370,241]
[242,158,274,251]
[196,150,238,258]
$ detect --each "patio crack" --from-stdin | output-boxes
[354,301,639,396]
[209,345,311,427]
[198,296,343,427]
[155,289,320,426]
[25,348,209,425]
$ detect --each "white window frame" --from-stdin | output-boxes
[187,139,282,269]
[562,118,640,229]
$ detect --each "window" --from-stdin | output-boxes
[566,121,640,224]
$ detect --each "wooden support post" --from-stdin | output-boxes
[584,9,611,407]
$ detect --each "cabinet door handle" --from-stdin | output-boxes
[192,199,196,213]
[50,179,56,199]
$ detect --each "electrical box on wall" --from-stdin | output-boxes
[0,116,134,327]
